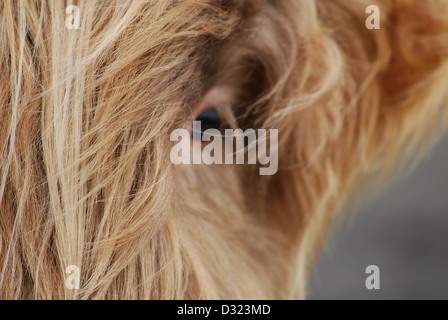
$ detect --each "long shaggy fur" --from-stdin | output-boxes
[1,0,448,299]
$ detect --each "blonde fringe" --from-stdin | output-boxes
[1,0,448,299]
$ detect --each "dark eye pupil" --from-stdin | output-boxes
[195,109,222,132]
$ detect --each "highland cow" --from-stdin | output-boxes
[0,0,448,299]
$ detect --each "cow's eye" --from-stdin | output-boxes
[195,109,222,131]
[192,108,223,141]
[191,87,234,142]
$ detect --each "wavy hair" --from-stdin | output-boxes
[1,0,448,299]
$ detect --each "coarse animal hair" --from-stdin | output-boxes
[1,0,448,299]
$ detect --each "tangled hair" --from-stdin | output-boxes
[1,0,448,299]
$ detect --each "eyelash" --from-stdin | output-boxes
[195,109,222,129]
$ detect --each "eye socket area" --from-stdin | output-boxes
[194,108,222,133]
[191,86,236,142]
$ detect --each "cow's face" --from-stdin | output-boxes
[1,0,447,299]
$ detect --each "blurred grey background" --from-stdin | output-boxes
[308,133,448,300]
